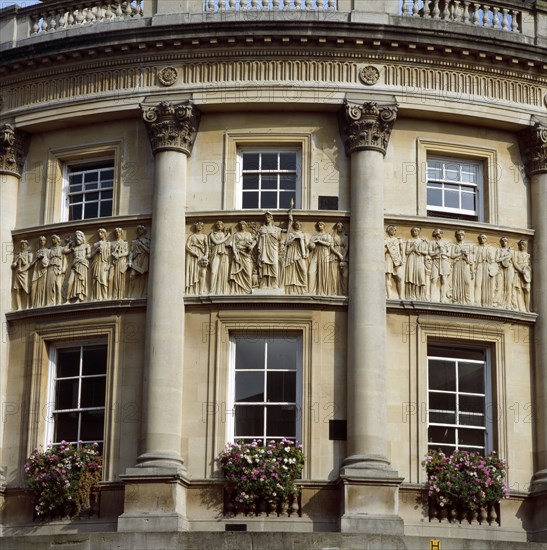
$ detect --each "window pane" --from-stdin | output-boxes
[427,161,442,179]
[100,200,112,217]
[69,173,83,185]
[84,202,98,219]
[461,191,476,212]
[243,153,259,171]
[70,183,83,192]
[84,172,98,184]
[242,192,258,209]
[266,405,296,437]
[280,192,295,209]
[460,395,485,416]
[56,379,79,410]
[280,153,296,170]
[428,426,456,445]
[445,164,460,181]
[58,349,81,378]
[427,187,442,207]
[444,190,460,209]
[261,175,277,190]
[458,428,485,447]
[84,181,99,190]
[55,412,79,442]
[101,190,113,200]
[459,362,484,393]
[80,410,105,441]
[429,410,456,424]
[429,360,456,391]
[236,372,264,402]
[101,169,114,181]
[235,339,265,370]
[82,347,107,375]
[429,392,456,415]
[243,174,259,190]
[267,338,298,370]
[280,175,296,190]
[261,192,277,209]
[261,153,278,170]
[80,377,106,408]
[267,371,296,402]
[85,192,99,201]
[235,405,263,437]
[69,204,82,221]
[459,413,485,427]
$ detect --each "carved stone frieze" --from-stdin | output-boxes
[142,101,201,156]
[338,101,398,157]
[518,122,547,175]
[385,226,533,313]
[0,123,30,177]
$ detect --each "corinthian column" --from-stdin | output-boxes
[338,101,403,534]
[0,124,30,481]
[519,122,547,540]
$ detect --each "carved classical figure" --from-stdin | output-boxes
[128,225,150,299]
[451,230,474,305]
[330,222,349,296]
[110,228,129,300]
[282,220,309,295]
[46,234,65,306]
[474,234,497,307]
[513,239,532,312]
[31,236,49,308]
[428,228,451,303]
[88,228,111,301]
[64,231,90,303]
[495,236,515,309]
[308,221,334,296]
[257,212,283,289]
[229,221,257,295]
[385,225,404,299]
[185,221,209,295]
[11,239,32,310]
[209,220,232,294]
[405,227,428,300]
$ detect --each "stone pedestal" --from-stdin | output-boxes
[338,100,403,533]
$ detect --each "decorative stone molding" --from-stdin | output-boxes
[0,123,30,177]
[359,66,380,86]
[338,101,398,157]
[158,67,178,87]
[142,101,201,156]
[518,122,547,175]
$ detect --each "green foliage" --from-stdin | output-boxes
[24,442,102,520]
[423,449,509,512]
[218,439,305,506]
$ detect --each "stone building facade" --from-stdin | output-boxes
[0,0,546,548]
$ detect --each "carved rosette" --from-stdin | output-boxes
[142,101,201,156]
[518,122,547,175]
[0,124,30,177]
[338,101,398,157]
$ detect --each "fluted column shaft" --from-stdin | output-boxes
[138,102,200,470]
[520,123,547,491]
[0,124,29,480]
[339,102,397,471]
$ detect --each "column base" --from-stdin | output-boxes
[118,469,190,533]
[531,468,547,493]
[136,451,187,472]
[339,464,404,535]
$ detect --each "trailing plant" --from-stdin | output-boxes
[24,441,102,520]
[423,449,509,512]
[218,439,305,507]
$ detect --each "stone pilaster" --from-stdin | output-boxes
[519,122,547,541]
[0,124,29,487]
[119,102,200,533]
[338,101,403,534]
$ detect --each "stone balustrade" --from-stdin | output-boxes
[400,0,526,32]
[428,499,501,526]
[205,0,338,11]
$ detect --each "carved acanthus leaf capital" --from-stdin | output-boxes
[519,122,547,175]
[0,124,30,178]
[338,101,398,157]
[142,101,201,156]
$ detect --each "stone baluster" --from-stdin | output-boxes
[432,0,441,20]
[518,122,547,538]
[501,8,509,30]
[511,9,519,32]
[295,0,302,9]
[492,6,499,28]
[471,2,480,25]
[338,101,403,534]
[482,5,490,27]
[462,0,470,24]
[441,0,450,20]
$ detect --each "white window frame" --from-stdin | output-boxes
[426,156,483,220]
[227,332,303,445]
[236,148,302,210]
[46,343,108,447]
[427,346,493,454]
[64,160,115,222]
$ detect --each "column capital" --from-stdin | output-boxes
[142,100,201,156]
[0,123,30,178]
[338,101,397,157]
[519,122,547,176]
